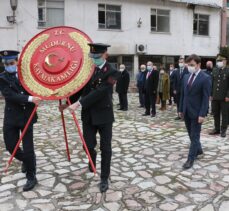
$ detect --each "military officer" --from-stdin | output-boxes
[209,54,229,138]
[65,43,120,193]
[0,50,41,191]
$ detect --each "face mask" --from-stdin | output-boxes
[140,68,146,72]
[92,58,104,67]
[160,70,165,74]
[188,66,196,74]
[179,63,184,68]
[216,61,224,68]
[5,65,17,73]
[170,67,173,71]
[120,68,125,72]
[147,66,152,71]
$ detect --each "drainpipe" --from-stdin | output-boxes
[221,0,227,47]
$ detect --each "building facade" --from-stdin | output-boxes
[0,0,223,78]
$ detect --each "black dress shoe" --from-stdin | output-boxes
[209,129,220,135]
[99,179,109,193]
[142,113,150,116]
[175,116,181,120]
[117,108,123,110]
[151,114,156,117]
[221,131,226,138]
[182,160,194,169]
[196,150,204,159]
[23,177,38,192]
[21,163,27,173]
[122,108,128,111]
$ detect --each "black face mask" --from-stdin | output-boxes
[207,67,212,71]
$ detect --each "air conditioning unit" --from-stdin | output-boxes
[136,44,147,54]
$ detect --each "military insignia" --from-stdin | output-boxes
[103,67,108,72]
[3,51,8,56]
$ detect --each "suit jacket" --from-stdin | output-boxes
[0,72,38,127]
[137,71,147,88]
[169,69,176,89]
[116,69,130,94]
[70,62,120,125]
[144,70,159,95]
[173,67,189,94]
[179,71,211,119]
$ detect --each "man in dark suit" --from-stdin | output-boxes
[116,64,130,111]
[209,54,229,137]
[174,56,189,120]
[168,64,176,105]
[66,43,120,193]
[0,50,41,191]
[179,54,211,169]
[143,61,159,117]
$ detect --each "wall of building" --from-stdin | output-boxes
[0,0,222,76]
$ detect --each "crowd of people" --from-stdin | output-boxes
[0,46,228,193]
[116,53,228,169]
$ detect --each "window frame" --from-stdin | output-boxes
[37,0,65,28]
[98,3,122,30]
[150,8,171,33]
[193,13,210,36]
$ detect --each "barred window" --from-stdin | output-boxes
[151,9,170,33]
[193,14,209,36]
[38,0,64,27]
[98,4,121,30]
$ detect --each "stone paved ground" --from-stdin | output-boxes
[0,93,229,211]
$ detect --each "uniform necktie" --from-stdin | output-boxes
[188,73,195,88]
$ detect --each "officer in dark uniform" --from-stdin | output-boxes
[0,50,41,191]
[209,54,229,137]
[67,43,120,193]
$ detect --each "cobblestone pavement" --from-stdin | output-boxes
[0,93,229,211]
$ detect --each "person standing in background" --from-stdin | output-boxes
[174,56,189,120]
[158,67,170,111]
[143,61,159,117]
[136,64,147,108]
[116,64,130,111]
[168,64,176,105]
[209,54,229,138]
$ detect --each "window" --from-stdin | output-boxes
[151,9,170,33]
[98,4,121,30]
[38,0,64,27]
[227,0,229,7]
[193,14,209,36]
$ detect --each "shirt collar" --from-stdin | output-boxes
[194,69,201,76]
[99,60,106,69]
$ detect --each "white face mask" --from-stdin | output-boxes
[188,66,196,74]
[141,68,146,72]
[120,68,125,72]
[179,63,184,68]
[160,70,165,74]
[216,61,224,68]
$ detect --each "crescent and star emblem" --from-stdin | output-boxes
[45,53,65,67]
